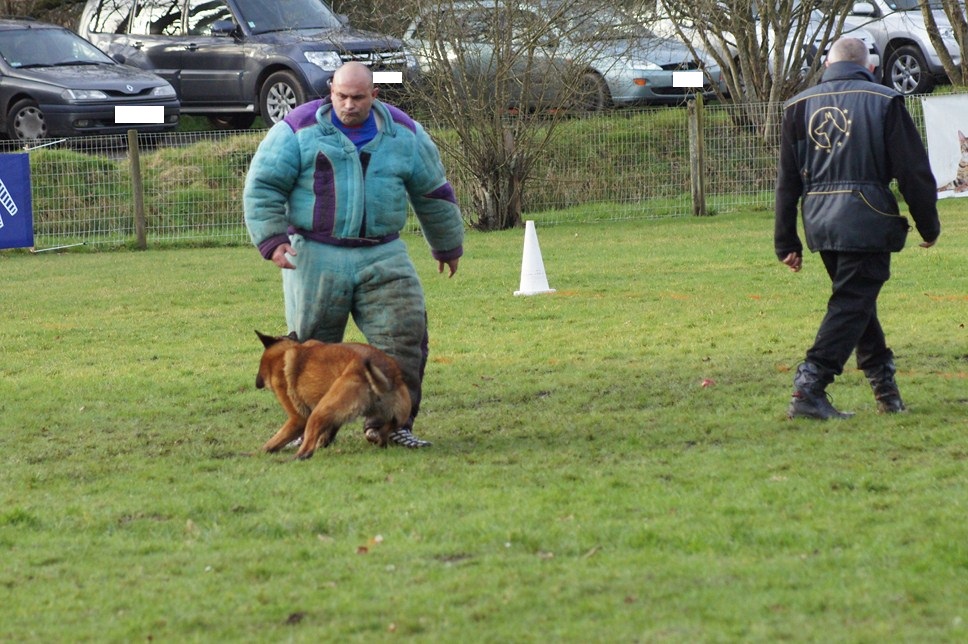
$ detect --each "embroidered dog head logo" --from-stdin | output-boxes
[808,107,851,153]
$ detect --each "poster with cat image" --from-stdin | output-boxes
[922,94,968,198]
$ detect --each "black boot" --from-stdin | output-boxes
[864,361,906,413]
[788,362,854,420]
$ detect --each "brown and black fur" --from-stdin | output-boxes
[254,330,411,460]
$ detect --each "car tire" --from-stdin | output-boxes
[575,72,610,112]
[8,99,48,141]
[884,45,934,96]
[207,114,256,130]
[259,71,307,125]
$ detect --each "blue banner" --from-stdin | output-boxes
[0,153,33,250]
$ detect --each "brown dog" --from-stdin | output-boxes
[254,330,411,460]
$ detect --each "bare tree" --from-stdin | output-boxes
[919,0,968,87]
[6,0,86,26]
[647,0,855,142]
[396,0,645,230]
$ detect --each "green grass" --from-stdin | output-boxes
[1,202,967,641]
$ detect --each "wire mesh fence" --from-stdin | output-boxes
[0,96,933,251]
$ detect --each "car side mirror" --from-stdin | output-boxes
[210,20,238,37]
[851,2,876,17]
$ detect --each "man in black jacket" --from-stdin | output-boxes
[774,37,941,420]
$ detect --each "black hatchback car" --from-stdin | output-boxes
[0,18,179,141]
[78,0,417,129]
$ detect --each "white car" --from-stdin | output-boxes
[845,0,962,95]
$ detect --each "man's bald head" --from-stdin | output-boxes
[827,37,871,68]
[330,62,378,126]
[332,61,374,88]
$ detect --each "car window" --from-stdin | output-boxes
[888,0,944,9]
[506,8,544,39]
[232,0,342,33]
[0,32,34,67]
[0,28,115,67]
[411,8,491,43]
[461,9,495,43]
[129,0,183,36]
[84,0,135,34]
[185,0,235,35]
[560,7,643,42]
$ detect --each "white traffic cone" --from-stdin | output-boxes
[514,220,556,296]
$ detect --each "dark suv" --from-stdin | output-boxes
[78,0,416,129]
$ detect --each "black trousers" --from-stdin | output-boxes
[805,251,894,376]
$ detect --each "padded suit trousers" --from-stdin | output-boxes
[281,235,428,424]
[805,250,894,377]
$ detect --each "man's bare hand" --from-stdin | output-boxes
[272,243,297,269]
[781,252,802,272]
[438,258,459,277]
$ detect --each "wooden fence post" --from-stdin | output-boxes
[687,94,708,216]
[127,129,147,250]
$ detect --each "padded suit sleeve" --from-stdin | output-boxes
[406,122,464,260]
[243,124,302,259]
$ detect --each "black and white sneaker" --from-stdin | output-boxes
[365,426,432,448]
[388,427,432,448]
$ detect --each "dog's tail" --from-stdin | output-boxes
[362,358,394,394]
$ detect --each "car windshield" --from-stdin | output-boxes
[0,27,115,69]
[233,0,343,34]
[560,7,648,42]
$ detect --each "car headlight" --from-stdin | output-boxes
[150,85,177,98]
[305,51,343,70]
[61,89,109,101]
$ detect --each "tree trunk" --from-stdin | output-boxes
[469,127,526,231]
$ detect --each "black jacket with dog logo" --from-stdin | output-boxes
[774,62,941,258]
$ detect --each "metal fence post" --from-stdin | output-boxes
[687,94,708,216]
[127,129,147,249]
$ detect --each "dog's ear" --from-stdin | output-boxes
[255,330,279,349]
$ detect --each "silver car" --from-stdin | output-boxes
[403,0,724,111]
[553,5,725,107]
[846,0,962,95]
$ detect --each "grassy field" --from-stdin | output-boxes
[1,203,966,641]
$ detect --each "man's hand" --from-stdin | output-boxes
[271,243,297,269]
[438,258,459,278]
[781,252,802,273]
[919,238,938,248]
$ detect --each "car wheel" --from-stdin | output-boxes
[575,72,610,112]
[207,114,256,130]
[8,99,48,141]
[259,71,307,125]
[885,45,934,96]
